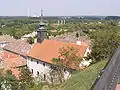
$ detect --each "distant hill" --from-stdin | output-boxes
[0,16,120,20]
[105,16,120,20]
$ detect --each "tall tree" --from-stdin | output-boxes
[53,46,82,69]
[19,67,34,89]
[4,70,19,90]
[51,46,82,83]
[0,70,19,90]
[89,29,120,62]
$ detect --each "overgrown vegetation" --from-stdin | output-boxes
[88,29,120,62]
[51,46,82,84]
[0,18,120,89]
[0,18,119,40]
[58,60,108,90]
[0,69,19,90]
[57,21,120,90]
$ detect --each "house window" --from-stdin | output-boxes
[43,63,45,66]
[31,69,33,74]
[37,61,39,64]
[44,74,46,80]
[87,52,90,56]
[31,59,33,62]
[64,68,67,72]
[50,65,53,69]
[37,71,39,76]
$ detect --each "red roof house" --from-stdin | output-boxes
[1,51,26,78]
[28,39,89,65]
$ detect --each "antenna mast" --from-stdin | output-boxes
[40,9,43,23]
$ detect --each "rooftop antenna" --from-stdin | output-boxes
[40,9,43,23]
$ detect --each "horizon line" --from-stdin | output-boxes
[0,15,120,17]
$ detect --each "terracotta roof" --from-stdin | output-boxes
[3,40,31,56]
[2,51,17,60]
[51,38,90,46]
[2,51,26,77]
[2,51,26,67]
[50,32,91,46]
[28,40,88,64]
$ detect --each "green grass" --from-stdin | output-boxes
[27,83,44,90]
[58,60,108,90]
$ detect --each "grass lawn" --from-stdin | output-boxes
[27,83,45,90]
[58,60,108,90]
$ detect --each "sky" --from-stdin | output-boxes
[0,0,120,16]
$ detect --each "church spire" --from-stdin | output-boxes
[37,9,47,43]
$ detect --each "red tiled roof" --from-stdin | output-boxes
[28,40,88,64]
[2,51,26,77]
[2,51,17,60]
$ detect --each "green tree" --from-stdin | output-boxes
[51,46,82,84]
[57,46,82,69]
[27,37,34,44]
[0,69,5,90]
[0,69,19,90]
[19,67,34,89]
[4,70,19,90]
[89,29,120,62]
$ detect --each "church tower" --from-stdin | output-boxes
[37,9,47,43]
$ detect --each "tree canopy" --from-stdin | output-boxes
[89,29,120,62]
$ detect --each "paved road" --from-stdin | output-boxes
[92,47,120,90]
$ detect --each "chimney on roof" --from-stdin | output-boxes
[76,41,81,45]
[37,9,47,43]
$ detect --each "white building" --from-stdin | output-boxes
[27,11,91,83]
[0,41,9,48]
[21,31,37,40]
[0,35,15,48]
[27,56,51,79]
[27,40,91,81]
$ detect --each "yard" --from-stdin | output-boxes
[58,60,108,90]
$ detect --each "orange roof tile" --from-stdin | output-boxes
[2,51,26,77]
[28,40,88,64]
[2,51,17,60]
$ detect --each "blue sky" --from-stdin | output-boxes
[0,0,119,16]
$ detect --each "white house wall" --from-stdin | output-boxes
[27,57,51,77]
[83,47,91,57]
[79,47,92,67]
[0,43,7,48]
[27,57,71,82]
